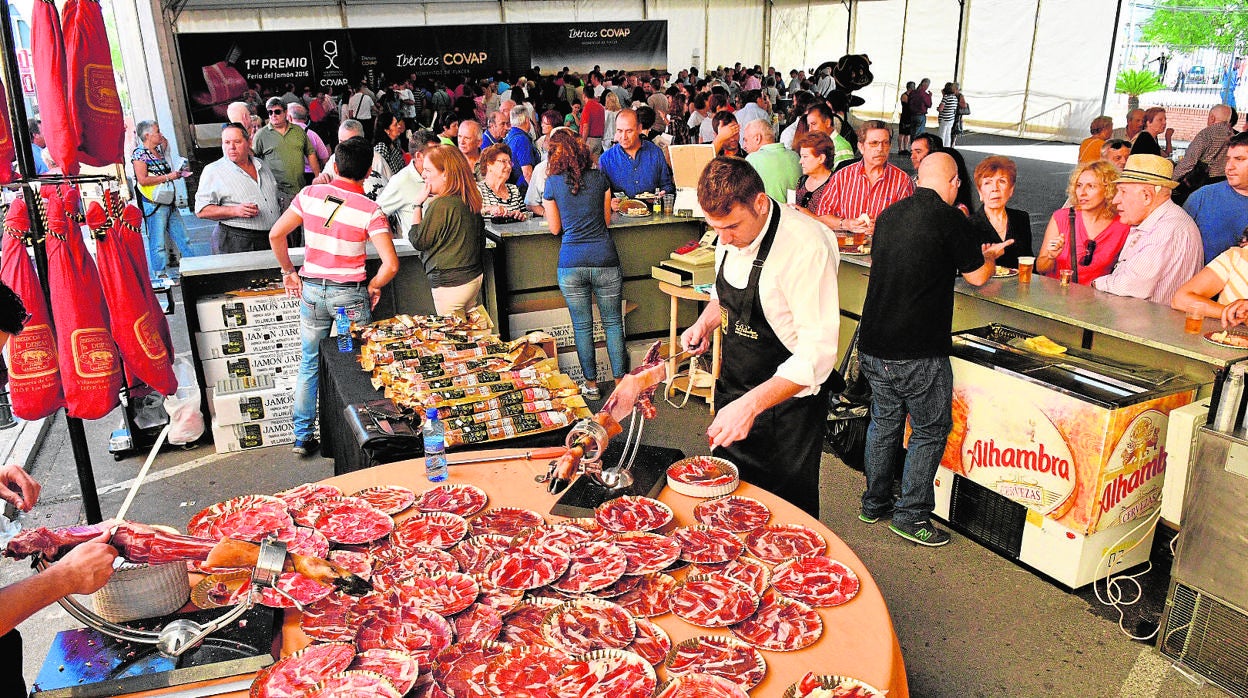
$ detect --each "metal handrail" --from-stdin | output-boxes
[1016,101,1073,137]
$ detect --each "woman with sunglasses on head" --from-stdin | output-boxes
[967,156,1031,268]
[1035,160,1130,284]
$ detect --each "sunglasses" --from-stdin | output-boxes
[1080,239,1097,266]
[268,108,285,115]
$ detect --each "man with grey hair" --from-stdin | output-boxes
[1175,104,1235,187]
[1092,154,1203,304]
[312,119,392,199]
[288,102,329,186]
[483,109,509,149]
[252,96,319,207]
[742,119,800,203]
[226,102,254,136]
[196,122,282,253]
[504,104,538,190]
[376,129,439,235]
[457,120,483,172]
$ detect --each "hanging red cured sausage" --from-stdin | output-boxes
[62,0,123,166]
[0,198,64,420]
[106,190,173,357]
[40,188,120,419]
[88,200,176,395]
[31,0,80,175]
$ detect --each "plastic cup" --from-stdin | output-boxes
[663,194,675,216]
[1017,256,1035,283]
[1059,269,1073,287]
[785,189,797,205]
[1186,306,1204,334]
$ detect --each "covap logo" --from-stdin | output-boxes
[323,40,340,70]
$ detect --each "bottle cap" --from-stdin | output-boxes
[337,307,347,315]
[426,407,438,420]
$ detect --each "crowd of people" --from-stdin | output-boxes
[119,60,1248,544]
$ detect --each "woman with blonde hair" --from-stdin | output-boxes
[409,145,486,314]
[1034,160,1130,284]
[603,91,622,148]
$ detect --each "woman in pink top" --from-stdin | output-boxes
[1035,160,1130,284]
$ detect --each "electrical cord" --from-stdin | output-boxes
[1092,507,1163,641]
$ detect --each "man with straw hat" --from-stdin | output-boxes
[1092,154,1203,305]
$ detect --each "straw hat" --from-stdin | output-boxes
[1114,154,1178,188]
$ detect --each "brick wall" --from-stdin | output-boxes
[1163,107,1208,142]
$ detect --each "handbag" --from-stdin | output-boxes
[1173,160,1211,206]
[151,179,175,205]
[343,399,422,467]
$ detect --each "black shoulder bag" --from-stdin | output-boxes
[1068,207,1079,285]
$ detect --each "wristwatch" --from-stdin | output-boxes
[281,269,297,277]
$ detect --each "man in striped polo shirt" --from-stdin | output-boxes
[813,120,914,236]
[270,137,401,456]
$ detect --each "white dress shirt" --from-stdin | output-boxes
[376,161,424,235]
[1092,199,1204,305]
[711,203,840,396]
[194,156,282,230]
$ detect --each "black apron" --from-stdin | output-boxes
[712,204,828,517]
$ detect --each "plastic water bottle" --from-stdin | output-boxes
[423,408,448,482]
[336,307,353,353]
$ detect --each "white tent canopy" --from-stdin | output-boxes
[143,0,1122,146]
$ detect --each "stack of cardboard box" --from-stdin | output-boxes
[195,291,301,452]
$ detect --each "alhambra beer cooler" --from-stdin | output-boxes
[932,325,1196,587]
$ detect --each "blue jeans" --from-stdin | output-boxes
[295,281,370,440]
[859,353,953,526]
[140,200,192,278]
[557,265,626,382]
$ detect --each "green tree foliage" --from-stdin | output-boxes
[1115,69,1166,97]
[1141,0,1248,52]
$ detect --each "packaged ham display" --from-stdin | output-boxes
[1,198,65,420]
[356,313,590,449]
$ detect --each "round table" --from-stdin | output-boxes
[265,449,909,697]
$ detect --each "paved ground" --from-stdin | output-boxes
[2,133,1230,696]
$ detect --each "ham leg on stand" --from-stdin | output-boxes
[4,520,372,595]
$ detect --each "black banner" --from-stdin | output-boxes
[177,21,665,127]
[529,21,667,75]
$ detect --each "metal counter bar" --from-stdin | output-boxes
[836,254,1248,393]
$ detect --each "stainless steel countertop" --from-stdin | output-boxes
[838,253,1248,366]
[181,238,494,277]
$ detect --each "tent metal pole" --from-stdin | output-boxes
[1100,0,1125,116]
[953,0,966,81]
[0,0,104,525]
[1017,0,1044,138]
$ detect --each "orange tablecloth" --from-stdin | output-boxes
[237,449,908,696]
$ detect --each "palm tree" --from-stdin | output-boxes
[1115,69,1166,112]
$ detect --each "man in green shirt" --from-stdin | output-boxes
[252,97,320,208]
[742,118,800,202]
